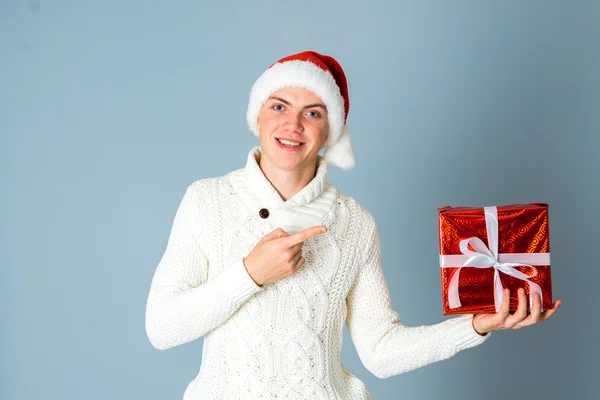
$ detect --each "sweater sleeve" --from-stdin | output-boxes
[345,217,491,379]
[145,184,264,350]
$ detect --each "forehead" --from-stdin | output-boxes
[269,87,324,103]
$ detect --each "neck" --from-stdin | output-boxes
[259,156,318,202]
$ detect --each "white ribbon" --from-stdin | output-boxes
[440,206,549,312]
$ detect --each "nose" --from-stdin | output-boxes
[283,111,304,133]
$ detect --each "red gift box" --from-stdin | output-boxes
[438,203,552,315]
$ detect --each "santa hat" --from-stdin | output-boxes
[247,51,355,170]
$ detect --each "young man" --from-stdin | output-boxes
[145,51,561,399]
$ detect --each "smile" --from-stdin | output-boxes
[276,138,305,149]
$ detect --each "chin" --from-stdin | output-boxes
[273,155,310,172]
[272,155,304,170]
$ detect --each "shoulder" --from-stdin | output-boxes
[337,192,377,231]
[185,168,244,198]
[334,192,380,265]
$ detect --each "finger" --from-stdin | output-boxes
[529,293,542,324]
[290,247,303,264]
[540,300,562,321]
[506,288,527,327]
[262,228,288,242]
[292,255,306,271]
[511,317,531,330]
[289,240,305,253]
[512,292,542,329]
[514,298,561,329]
[284,226,327,246]
[497,288,511,321]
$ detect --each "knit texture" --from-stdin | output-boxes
[145,146,491,400]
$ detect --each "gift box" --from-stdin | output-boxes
[438,203,552,315]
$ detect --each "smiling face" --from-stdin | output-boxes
[257,87,329,172]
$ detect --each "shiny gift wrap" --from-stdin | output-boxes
[438,203,552,315]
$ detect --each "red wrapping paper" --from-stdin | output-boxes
[438,203,553,315]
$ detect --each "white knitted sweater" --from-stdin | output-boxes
[145,146,490,400]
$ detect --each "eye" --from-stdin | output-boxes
[272,104,285,111]
[306,110,321,118]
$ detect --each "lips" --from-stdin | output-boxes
[275,137,305,151]
[276,138,304,145]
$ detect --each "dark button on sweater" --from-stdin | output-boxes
[259,208,270,219]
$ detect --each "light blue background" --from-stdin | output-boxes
[2,1,598,399]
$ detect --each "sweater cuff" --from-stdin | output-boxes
[216,259,264,306]
[444,314,492,351]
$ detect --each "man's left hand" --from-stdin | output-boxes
[472,287,562,335]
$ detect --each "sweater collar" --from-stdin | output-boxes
[243,146,330,208]
[228,146,339,234]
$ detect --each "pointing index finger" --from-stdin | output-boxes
[285,226,327,246]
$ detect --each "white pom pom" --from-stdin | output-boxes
[323,125,355,170]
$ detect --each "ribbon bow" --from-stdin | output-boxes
[441,206,548,312]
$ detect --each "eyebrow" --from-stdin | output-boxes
[268,96,327,110]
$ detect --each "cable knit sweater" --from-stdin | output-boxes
[145,146,490,400]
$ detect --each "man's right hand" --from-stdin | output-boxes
[243,226,328,287]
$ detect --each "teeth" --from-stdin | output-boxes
[278,139,302,147]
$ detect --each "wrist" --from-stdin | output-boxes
[472,314,488,336]
[242,258,263,287]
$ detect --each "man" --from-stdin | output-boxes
[145,51,561,399]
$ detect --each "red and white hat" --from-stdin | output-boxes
[247,50,355,170]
